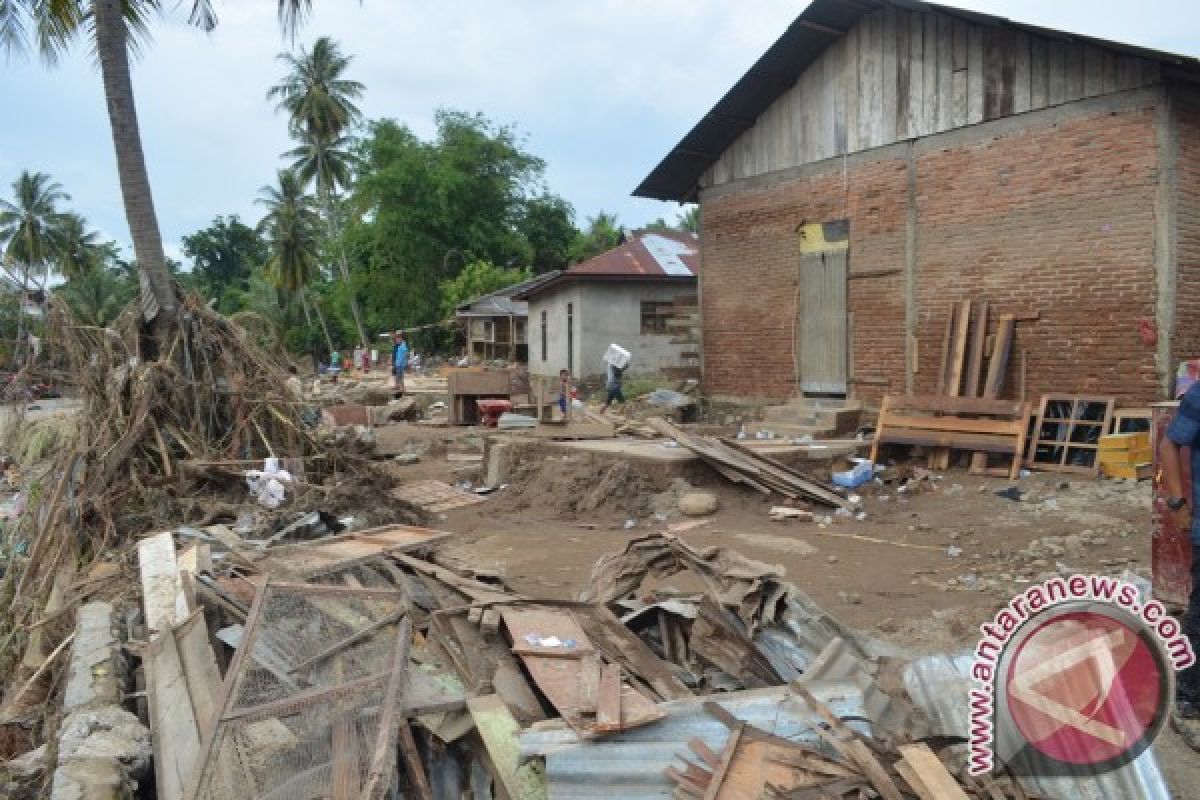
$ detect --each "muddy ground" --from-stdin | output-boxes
[383,429,1199,797]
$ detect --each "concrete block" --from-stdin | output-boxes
[63,603,119,713]
[321,404,370,428]
[51,708,150,800]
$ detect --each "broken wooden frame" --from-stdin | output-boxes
[1026,394,1117,475]
[183,580,432,800]
[870,394,1031,480]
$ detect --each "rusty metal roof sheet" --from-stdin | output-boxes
[512,231,698,300]
[634,0,1200,202]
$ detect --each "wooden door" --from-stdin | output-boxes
[797,220,849,396]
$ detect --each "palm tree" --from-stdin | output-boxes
[269,37,369,349]
[0,0,319,346]
[0,171,70,276]
[257,169,321,293]
[0,170,71,357]
[53,212,104,281]
[257,169,334,352]
[267,36,364,141]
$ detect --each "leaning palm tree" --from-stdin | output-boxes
[270,37,369,348]
[0,1,320,347]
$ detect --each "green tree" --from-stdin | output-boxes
[56,265,137,327]
[256,169,334,353]
[53,212,106,281]
[439,259,530,317]
[347,113,549,343]
[569,211,625,263]
[519,194,576,274]
[676,205,699,234]
[269,36,368,348]
[0,0,321,346]
[0,170,70,283]
[181,215,268,312]
[257,170,321,294]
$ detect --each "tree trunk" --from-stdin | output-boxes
[301,289,335,354]
[92,0,177,341]
[323,193,368,349]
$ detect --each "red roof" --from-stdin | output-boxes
[568,230,699,278]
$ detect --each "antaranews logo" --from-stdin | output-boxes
[968,573,1194,777]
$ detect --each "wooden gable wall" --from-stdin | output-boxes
[700,6,1161,188]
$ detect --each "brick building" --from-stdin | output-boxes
[636,0,1200,406]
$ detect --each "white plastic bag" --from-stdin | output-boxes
[245,457,293,509]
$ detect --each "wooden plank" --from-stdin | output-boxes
[147,628,201,800]
[947,299,972,397]
[842,21,860,152]
[397,724,432,800]
[951,18,968,127]
[139,531,184,634]
[893,394,1025,416]
[702,722,744,800]
[468,695,548,800]
[1013,31,1031,113]
[935,305,954,395]
[596,663,623,732]
[920,13,938,136]
[173,613,223,734]
[578,653,601,714]
[879,414,1024,436]
[878,429,1021,454]
[980,314,1015,399]
[966,23,984,124]
[1030,36,1048,108]
[1083,44,1104,96]
[1046,40,1067,104]
[936,14,954,131]
[331,713,360,800]
[898,744,969,800]
[895,9,912,140]
[1064,41,1085,100]
[964,300,989,397]
[880,5,900,145]
[860,9,883,149]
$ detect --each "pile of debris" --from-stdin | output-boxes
[5,523,1171,799]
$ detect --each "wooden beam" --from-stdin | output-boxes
[964,300,989,397]
[799,19,846,36]
[596,663,623,732]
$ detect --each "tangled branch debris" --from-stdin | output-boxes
[0,296,393,740]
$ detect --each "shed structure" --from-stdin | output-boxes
[637,0,1200,405]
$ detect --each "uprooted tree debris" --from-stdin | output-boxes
[0,297,402,778]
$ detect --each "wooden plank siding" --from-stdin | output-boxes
[701,7,1160,188]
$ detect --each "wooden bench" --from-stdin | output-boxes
[869,395,1031,480]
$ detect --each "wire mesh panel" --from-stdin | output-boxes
[187,581,408,800]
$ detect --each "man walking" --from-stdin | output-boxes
[600,360,625,413]
[1158,380,1200,750]
[391,331,409,395]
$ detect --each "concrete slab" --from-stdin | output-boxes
[549,439,698,463]
[62,603,119,713]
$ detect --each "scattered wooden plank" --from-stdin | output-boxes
[578,653,601,715]
[947,299,972,398]
[898,744,970,800]
[702,722,744,800]
[467,695,549,800]
[139,531,185,633]
[596,663,623,732]
[330,713,360,800]
[146,624,201,800]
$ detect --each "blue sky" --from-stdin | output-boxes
[0,0,1196,265]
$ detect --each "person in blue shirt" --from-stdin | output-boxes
[391,331,408,395]
[1159,380,1200,749]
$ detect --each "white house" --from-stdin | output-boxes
[514,230,699,383]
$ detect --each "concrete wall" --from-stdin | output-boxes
[699,87,1168,404]
[528,282,697,381]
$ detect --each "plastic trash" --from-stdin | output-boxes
[946,546,963,558]
[645,389,695,409]
[832,458,874,489]
[623,518,637,529]
[245,457,292,509]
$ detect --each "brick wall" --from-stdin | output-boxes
[700,102,1162,405]
[1174,94,1200,369]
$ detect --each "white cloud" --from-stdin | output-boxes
[0,0,1196,262]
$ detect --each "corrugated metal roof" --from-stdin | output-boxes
[519,682,872,800]
[903,652,1172,800]
[568,230,698,278]
[633,0,1200,202]
[454,270,562,317]
[512,231,699,300]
